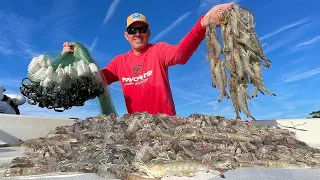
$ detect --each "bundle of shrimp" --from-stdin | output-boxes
[205,3,275,120]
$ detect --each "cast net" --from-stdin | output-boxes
[20,42,117,115]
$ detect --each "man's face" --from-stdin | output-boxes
[124,22,150,51]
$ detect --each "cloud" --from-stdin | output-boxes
[41,0,77,21]
[46,26,75,43]
[0,12,39,58]
[256,82,319,119]
[256,110,309,120]
[37,0,78,47]
[1,14,35,39]
[89,36,99,52]
[284,99,319,112]
[0,37,14,57]
[17,40,41,59]
[0,69,11,78]
[0,78,23,90]
[263,20,318,54]
[169,68,209,84]
[19,103,101,120]
[292,35,320,48]
[0,4,76,60]
[178,97,211,107]
[108,82,122,92]
[197,0,242,15]
[280,112,309,119]
[271,91,295,103]
[260,13,318,40]
[283,67,320,82]
[151,12,192,43]
[173,87,208,101]
[206,94,315,119]
[172,87,214,109]
[266,96,320,119]
[289,35,320,52]
[103,0,121,25]
[275,58,305,70]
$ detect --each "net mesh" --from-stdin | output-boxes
[20,42,117,115]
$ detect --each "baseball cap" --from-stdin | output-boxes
[126,13,149,28]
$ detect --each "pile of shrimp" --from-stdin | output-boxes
[1,113,320,179]
[205,3,275,120]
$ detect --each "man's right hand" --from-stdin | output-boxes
[61,42,77,54]
[201,2,234,28]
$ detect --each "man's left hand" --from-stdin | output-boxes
[201,2,234,28]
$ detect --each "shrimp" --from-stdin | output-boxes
[228,76,241,120]
[136,161,225,178]
[206,17,222,61]
[237,84,255,120]
[214,61,229,102]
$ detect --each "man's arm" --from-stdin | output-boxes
[157,15,206,67]
[101,58,119,85]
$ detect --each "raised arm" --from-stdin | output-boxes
[157,2,234,67]
[157,16,206,67]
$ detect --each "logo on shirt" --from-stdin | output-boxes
[132,65,142,75]
[122,69,153,86]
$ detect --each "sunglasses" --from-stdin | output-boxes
[126,26,149,35]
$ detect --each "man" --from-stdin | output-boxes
[62,3,234,116]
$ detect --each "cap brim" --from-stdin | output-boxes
[126,20,149,28]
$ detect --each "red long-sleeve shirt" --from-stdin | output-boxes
[102,16,206,116]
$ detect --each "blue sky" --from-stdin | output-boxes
[1,0,320,120]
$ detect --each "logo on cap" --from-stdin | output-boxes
[131,13,141,19]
